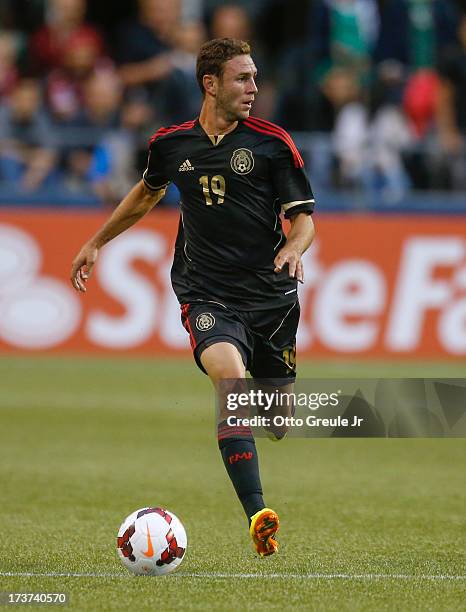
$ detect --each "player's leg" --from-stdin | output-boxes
[180,303,274,554]
[254,380,296,441]
[200,342,268,530]
[199,341,246,428]
[244,301,301,554]
[249,300,300,441]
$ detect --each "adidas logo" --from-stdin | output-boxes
[178,159,195,172]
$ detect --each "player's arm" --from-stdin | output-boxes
[270,131,315,282]
[70,180,166,292]
[274,213,315,283]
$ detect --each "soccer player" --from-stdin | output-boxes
[70,38,315,557]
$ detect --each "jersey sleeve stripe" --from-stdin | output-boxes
[150,121,196,143]
[246,116,304,167]
[142,169,170,191]
[156,120,196,136]
[149,120,197,144]
[244,117,304,168]
[282,199,315,212]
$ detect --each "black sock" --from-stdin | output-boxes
[218,422,265,521]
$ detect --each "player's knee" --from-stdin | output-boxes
[206,360,245,388]
[201,342,246,383]
[210,361,244,382]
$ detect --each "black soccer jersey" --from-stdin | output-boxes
[143,116,315,311]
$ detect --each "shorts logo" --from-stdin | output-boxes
[196,312,215,331]
[283,345,296,372]
[230,148,254,175]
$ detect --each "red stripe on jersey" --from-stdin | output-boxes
[153,119,196,133]
[245,119,302,168]
[181,304,197,349]
[156,120,196,136]
[150,120,196,143]
[246,116,303,162]
[149,120,196,144]
[245,116,304,167]
[244,117,304,168]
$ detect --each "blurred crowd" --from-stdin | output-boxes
[0,0,465,207]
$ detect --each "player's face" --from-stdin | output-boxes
[216,55,258,121]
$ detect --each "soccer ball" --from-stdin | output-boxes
[117,507,187,576]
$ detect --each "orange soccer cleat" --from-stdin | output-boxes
[249,508,280,557]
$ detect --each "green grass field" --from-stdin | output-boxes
[0,356,465,611]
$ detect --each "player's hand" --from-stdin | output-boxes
[274,247,304,283]
[70,242,99,292]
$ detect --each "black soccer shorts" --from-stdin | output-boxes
[180,300,299,380]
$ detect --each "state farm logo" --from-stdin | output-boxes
[297,237,466,355]
[0,216,465,358]
[0,224,81,348]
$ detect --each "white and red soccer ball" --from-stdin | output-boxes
[117,507,187,576]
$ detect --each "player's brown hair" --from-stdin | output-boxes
[196,38,251,94]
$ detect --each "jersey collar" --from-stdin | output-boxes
[194,118,242,147]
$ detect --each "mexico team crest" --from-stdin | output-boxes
[196,313,215,331]
[230,148,254,175]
